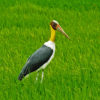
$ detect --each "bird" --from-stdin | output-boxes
[18,20,70,82]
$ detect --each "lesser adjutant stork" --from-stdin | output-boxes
[18,20,70,82]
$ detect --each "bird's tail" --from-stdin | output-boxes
[18,72,24,81]
[18,63,31,81]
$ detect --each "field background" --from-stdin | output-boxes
[0,0,100,100]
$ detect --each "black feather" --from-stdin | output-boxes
[18,45,53,81]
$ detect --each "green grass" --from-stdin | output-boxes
[0,0,100,100]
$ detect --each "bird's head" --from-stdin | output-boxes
[50,20,70,40]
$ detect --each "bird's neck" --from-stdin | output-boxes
[50,25,56,42]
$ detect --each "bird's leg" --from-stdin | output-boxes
[41,70,44,83]
[36,72,39,81]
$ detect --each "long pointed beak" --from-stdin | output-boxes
[56,24,70,40]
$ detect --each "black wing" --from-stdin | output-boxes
[18,45,53,80]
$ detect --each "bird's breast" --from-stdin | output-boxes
[44,41,55,52]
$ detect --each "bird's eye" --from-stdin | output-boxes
[52,23,57,30]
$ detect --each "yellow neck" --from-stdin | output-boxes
[50,25,56,42]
